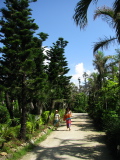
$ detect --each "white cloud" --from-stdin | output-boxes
[43,47,50,55]
[71,63,93,86]
[72,63,84,82]
[43,47,50,65]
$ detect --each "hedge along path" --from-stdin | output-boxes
[20,113,114,160]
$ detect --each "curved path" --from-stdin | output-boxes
[20,113,114,160]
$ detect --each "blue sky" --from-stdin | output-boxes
[0,0,119,86]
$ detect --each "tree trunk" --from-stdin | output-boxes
[20,103,26,140]
[39,101,43,116]
[32,100,43,115]
[118,54,120,115]
[19,74,27,140]
[5,92,14,120]
[47,100,55,123]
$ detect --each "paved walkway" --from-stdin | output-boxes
[20,113,114,160]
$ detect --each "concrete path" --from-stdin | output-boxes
[20,113,114,160]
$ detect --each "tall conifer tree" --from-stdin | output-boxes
[47,38,72,101]
[0,0,39,139]
[30,33,49,115]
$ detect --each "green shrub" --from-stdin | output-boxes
[0,124,9,139]
[102,110,119,131]
[0,105,10,123]
[88,106,103,130]
[101,110,120,156]
[26,114,46,133]
[4,129,17,140]
[12,117,20,126]
[0,125,20,141]
[41,111,50,124]
[26,121,34,134]
[36,117,44,129]
[26,114,39,133]
[26,133,33,141]
[49,112,54,124]
[0,137,6,149]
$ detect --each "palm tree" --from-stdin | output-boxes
[93,6,117,53]
[87,72,99,114]
[73,0,120,43]
[73,0,97,29]
[88,72,98,91]
[93,51,111,89]
[113,0,120,42]
[82,5,120,86]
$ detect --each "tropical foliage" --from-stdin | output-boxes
[73,0,120,52]
[0,0,72,142]
[73,0,120,158]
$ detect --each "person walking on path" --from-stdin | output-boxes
[64,107,72,131]
[53,110,60,130]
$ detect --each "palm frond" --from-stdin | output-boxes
[93,36,117,54]
[113,0,120,16]
[94,6,115,28]
[73,0,98,29]
[113,0,120,43]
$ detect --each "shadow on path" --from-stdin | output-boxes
[20,113,115,160]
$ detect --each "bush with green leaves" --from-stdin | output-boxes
[41,111,50,124]
[0,137,6,149]
[88,102,104,130]
[102,110,120,155]
[0,124,20,141]
[26,122,33,134]
[73,93,88,113]
[102,110,120,142]
[35,117,44,129]
[102,110,119,131]
[26,114,39,133]
[0,105,10,123]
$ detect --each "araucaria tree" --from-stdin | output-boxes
[0,0,41,139]
[47,38,72,106]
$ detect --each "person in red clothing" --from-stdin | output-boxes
[64,107,72,131]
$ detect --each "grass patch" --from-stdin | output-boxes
[4,128,53,160]
[6,144,35,160]
[35,128,52,144]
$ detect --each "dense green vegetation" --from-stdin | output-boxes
[1,0,120,159]
[73,0,120,159]
[0,0,72,144]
